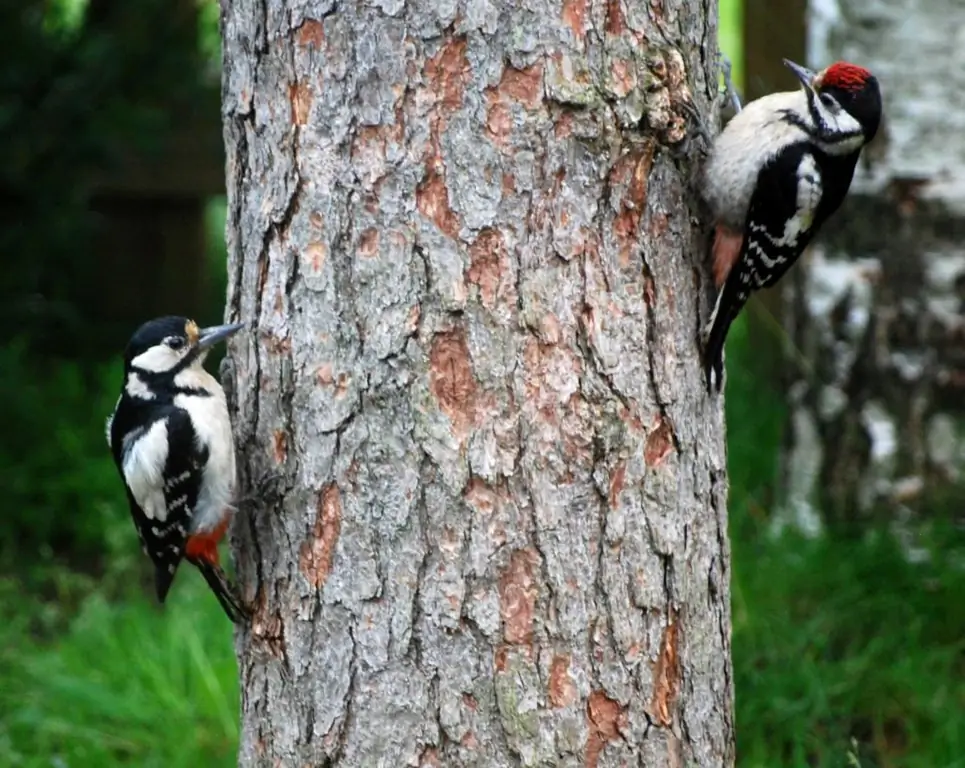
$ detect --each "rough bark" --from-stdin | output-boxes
[220,0,733,765]
[777,0,965,537]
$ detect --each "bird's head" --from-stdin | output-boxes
[124,316,244,378]
[784,58,882,143]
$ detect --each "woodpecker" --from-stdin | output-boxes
[700,58,882,392]
[106,316,248,622]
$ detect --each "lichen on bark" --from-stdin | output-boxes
[220,0,733,765]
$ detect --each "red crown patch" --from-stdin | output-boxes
[820,62,872,91]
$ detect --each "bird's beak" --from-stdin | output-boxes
[196,322,245,350]
[783,59,818,92]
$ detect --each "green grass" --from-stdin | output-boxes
[726,316,965,767]
[0,574,238,768]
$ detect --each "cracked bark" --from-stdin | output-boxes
[220,0,733,765]
[778,0,965,538]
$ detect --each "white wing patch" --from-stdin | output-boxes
[122,418,170,521]
[748,153,822,270]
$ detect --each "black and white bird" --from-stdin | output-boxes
[700,58,882,392]
[106,316,247,622]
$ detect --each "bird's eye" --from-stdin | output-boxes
[820,93,838,111]
[166,336,186,350]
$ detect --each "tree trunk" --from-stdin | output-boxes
[220,0,733,765]
[777,0,965,538]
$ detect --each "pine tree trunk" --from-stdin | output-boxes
[778,0,965,537]
[220,0,733,764]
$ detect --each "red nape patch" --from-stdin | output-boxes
[821,62,872,91]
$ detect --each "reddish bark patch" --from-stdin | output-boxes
[316,363,334,386]
[419,747,441,767]
[272,430,287,465]
[498,548,540,645]
[251,589,286,659]
[305,241,327,273]
[555,111,574,139]
[495,644,509,672]
[549,654,577,707]
[486,99,512,145]
[608,462,627,509]
[644,416,675,467]
[611,145,655,265]
[295,19,325,49]
[649,618,680,727]
[263,333,292,356]
[417,164,460,239]
[562,0,588,39]
[539,313,561,345]
[299,484,342,588]
[358,228,379,258]
[429,328,477,435]
[467,229,506,309]
[417,36,469,239]
[493,62,544,109]
[609,59,635,97]
[289,81,313,126]
[585,690,627,768]
[605,0,625,34]
[425,37,470,114]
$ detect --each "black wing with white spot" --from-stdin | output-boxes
[149,407,207,602]
[703,143,827,392]
[108,397,205,602]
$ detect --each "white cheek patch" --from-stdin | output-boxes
[813,98,865,155]
[124,372,155,400]
[122,419,170,521]
[130,345,183,374]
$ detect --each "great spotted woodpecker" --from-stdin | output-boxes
[106,316,247,622]
[700,58,882,392]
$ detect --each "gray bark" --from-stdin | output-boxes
[219,0,733,765]
[777,0,965,537]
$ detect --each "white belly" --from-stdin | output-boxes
[174,369,237,533]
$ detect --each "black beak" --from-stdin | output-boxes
[783,59,818,91]
[197,322,245,350]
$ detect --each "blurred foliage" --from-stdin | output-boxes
[0,0,215,354]
[0,343,123,566]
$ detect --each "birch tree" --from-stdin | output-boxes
[779,0,965,538]
[220,0,733,764]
